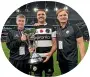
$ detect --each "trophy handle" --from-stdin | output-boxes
[23,28,37,53]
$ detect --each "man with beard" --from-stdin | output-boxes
[56,8,85,74]
[6,14,30,74]
[29,9,57,77]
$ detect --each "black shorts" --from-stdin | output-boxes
[9,59,30,74]
[33,56,54,76]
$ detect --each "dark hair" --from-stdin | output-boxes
[37,9,47,14]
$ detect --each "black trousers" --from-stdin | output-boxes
[33,57,54,77]
[58,57,77,74]
[9,59,30,74]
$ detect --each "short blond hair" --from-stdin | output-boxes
[56,8,69,16]
[16,14,26,20]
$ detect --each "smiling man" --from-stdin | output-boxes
[6,14,30,74]
[29,9,57,77]
[56,8,85,74]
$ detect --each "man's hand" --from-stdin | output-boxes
[43,38,57,62]
[43,52,53,63]
[21,34,27,41]
[28,47,35,53]
[34,23,41,26]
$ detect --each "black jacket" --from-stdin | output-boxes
[6,29,30,60]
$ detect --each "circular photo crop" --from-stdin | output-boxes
[1,1,89,76]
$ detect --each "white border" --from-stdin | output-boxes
[0,0,90,77]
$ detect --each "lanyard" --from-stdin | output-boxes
[56,26,63,41]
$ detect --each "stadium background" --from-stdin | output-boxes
[1,1,89,76]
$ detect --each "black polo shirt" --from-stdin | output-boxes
[56,23,83,61]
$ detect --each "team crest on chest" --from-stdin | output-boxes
[15,34,19,37]
[66,30,70,34]
[46,29,50,33]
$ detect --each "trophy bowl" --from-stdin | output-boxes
[24,28,43,65]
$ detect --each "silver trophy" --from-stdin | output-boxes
[23,28,43,65]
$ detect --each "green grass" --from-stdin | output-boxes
[1,41,89,76]
[1,42,10,59]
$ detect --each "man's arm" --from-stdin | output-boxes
[73,25,85,60]
[76,37,86,60]
[43,38,57,62]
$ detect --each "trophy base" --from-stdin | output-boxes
[28,58,43,65]
[28,52,43,65]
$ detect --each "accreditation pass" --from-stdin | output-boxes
[19,46,25,55]
[59,41,63,49]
